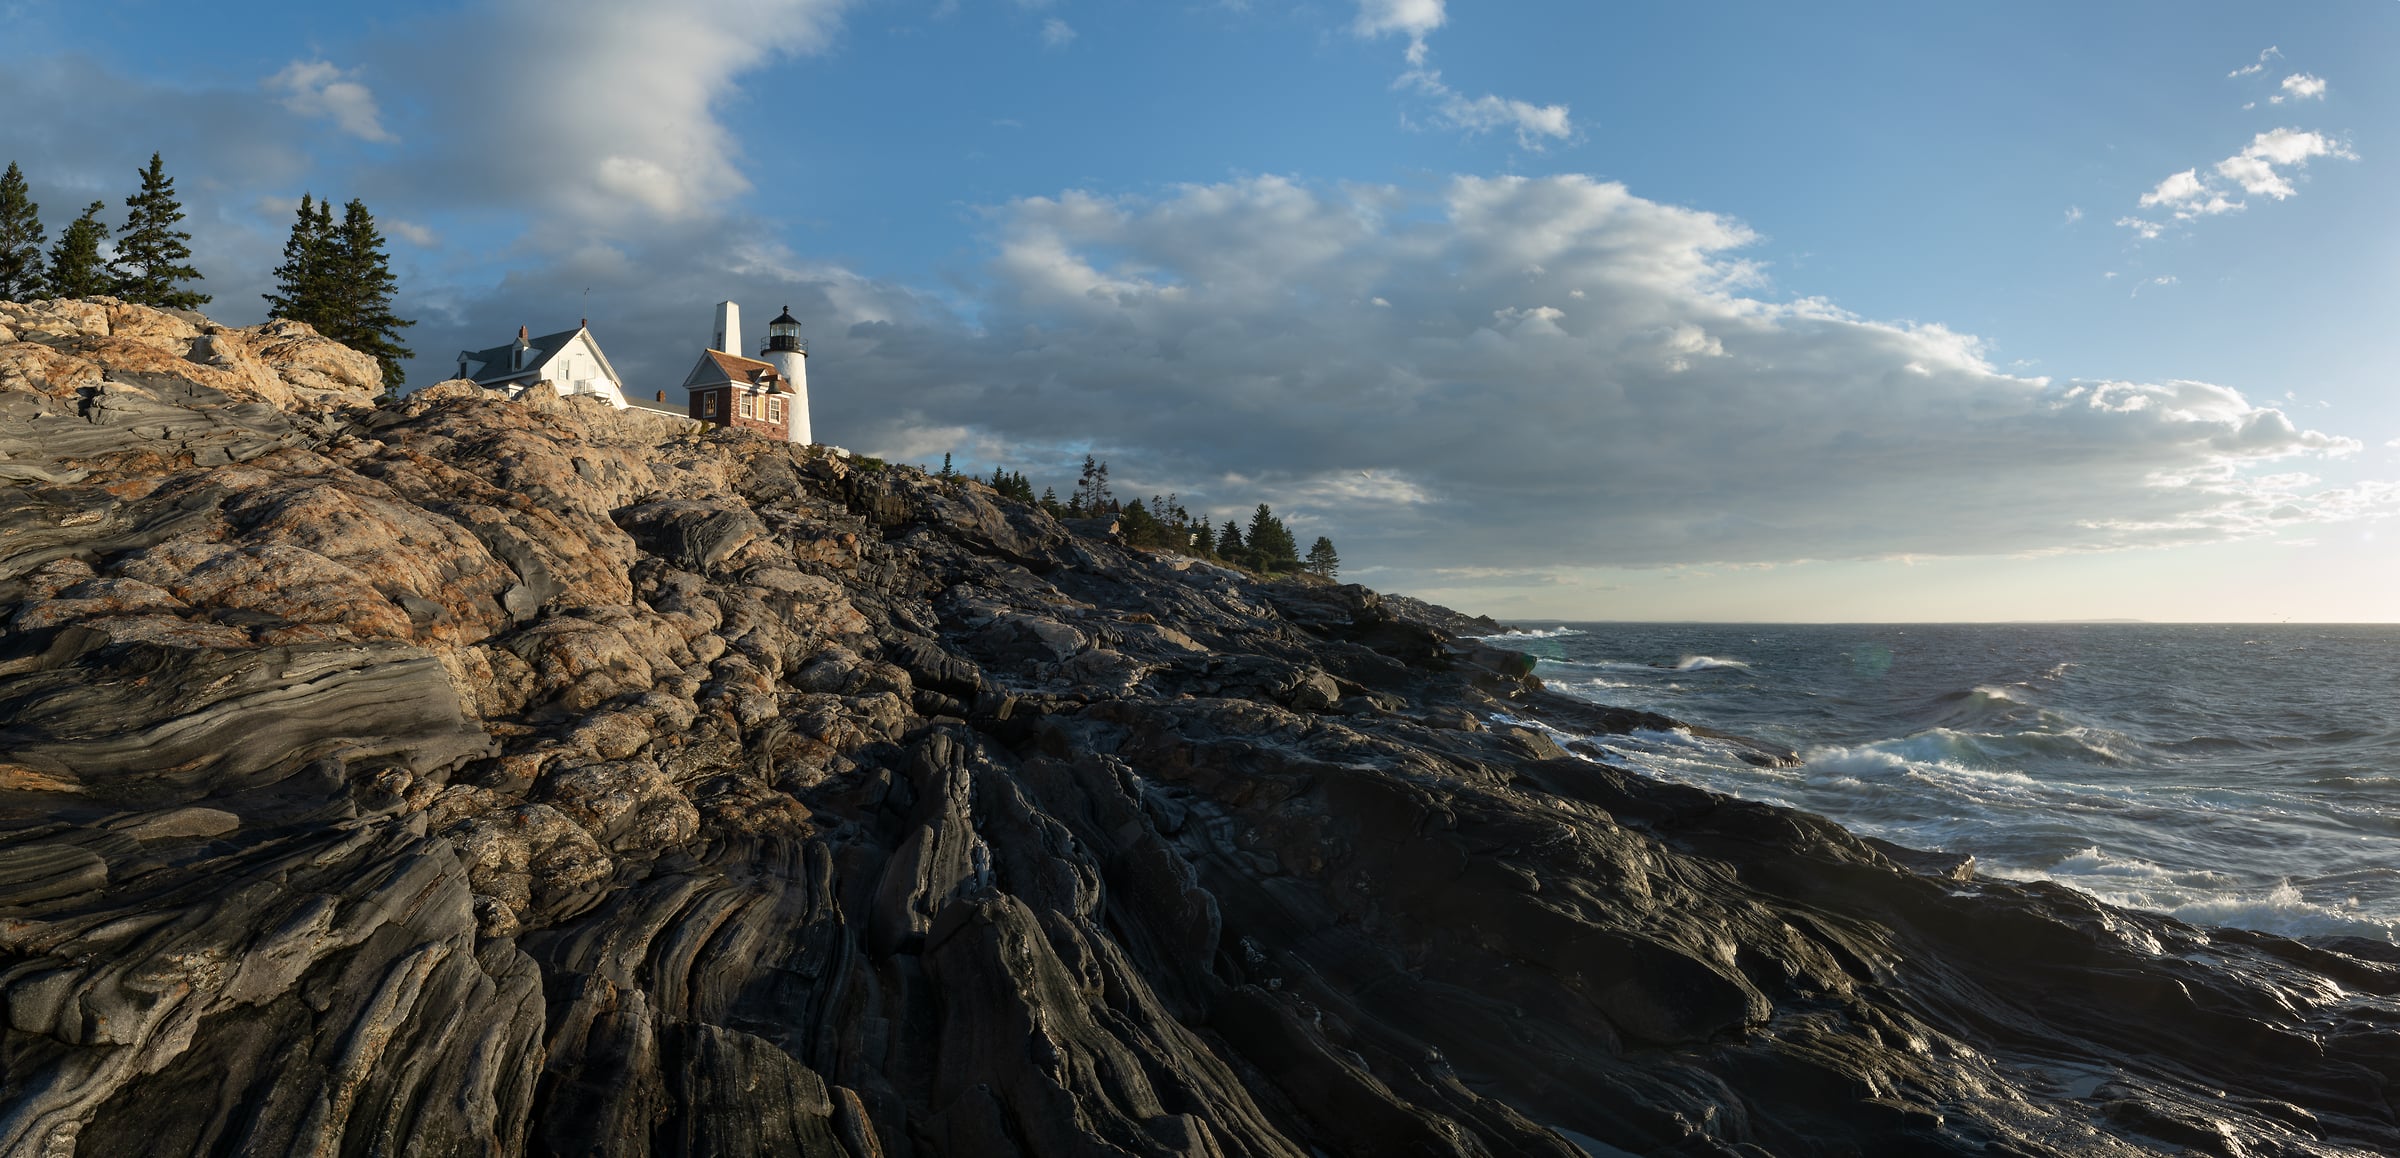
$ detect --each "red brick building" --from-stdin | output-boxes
[677,302,802,441]
[680,349,799,439]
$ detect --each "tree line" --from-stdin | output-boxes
[947,454,1342,580]
[0,155,415,389]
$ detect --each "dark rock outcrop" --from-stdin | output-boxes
[3,301,2397,1157]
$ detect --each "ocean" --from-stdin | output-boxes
[1488,622,2400,944]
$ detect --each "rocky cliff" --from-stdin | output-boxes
[2,299,2397,1157]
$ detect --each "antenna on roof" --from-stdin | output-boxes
[581,286,590,330]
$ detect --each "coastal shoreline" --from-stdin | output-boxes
[3,300,2396,1156]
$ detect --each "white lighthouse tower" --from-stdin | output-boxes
[761,306,810,445]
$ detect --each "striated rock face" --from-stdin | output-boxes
[2,301,2398,1157]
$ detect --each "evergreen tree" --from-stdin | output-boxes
[1122,499,1181,549]
[1040,486,1063,518]
[323,198,413,389]
[45,202,112,299]
[1217,519,1243,559]
[1247,504,1300,573]
[1072,455,1113,516]
[985,466,1036,503]
[940,452,955,480]
[111,152,208,309]
[262,194,337,326]
[1305,536,1341,580]
[1191,519,1216,557]
[0,162,44,302]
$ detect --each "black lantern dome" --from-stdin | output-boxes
[765,307,805,353]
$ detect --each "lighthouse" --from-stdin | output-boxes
[761,306,810,445]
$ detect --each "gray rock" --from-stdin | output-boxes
[5,301,2398,1158]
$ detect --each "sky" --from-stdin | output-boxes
[2,0,2395,621]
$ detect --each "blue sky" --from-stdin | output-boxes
[4,0,2395,620]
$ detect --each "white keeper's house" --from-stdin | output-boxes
[454,323,630,408]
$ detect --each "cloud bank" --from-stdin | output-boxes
[779,175,2368,566]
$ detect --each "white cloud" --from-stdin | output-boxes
[1353,0,1444,64]
[386,219,438,247]
[2137,168,2208,209]
[266,60,394,142]
[2215,128,2351,199]
[2124,127,2355,238]
[2273,73,2326,103]
[2063,205,2083,224]
[383,0,852,226]
[1403,70,1573,148]
[1353,0,1567,145]
[1040,17,1075,48]
[2228,46,2280,78]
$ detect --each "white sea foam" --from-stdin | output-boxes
[1537,658,1663,674]
[1672,655,1750,672]
[1997,848,2399,942]
[1483,627,1588,640]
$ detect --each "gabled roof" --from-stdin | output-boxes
[682,348,791,393]
[703,349,777,378]
[459,327,584,384]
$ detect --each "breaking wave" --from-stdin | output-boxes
[1998,848,2400,943]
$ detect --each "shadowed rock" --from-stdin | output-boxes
[3,301,2398,1157]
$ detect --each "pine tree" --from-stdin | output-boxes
[325,199,413,389]
[263,194,337,327]
[0,162,44,302]
[1191,519,1216,557]
[1040,486,1063,518]
[45,202,111,299]
[111,152,208,309]
[1122,499,1179,549]
[1306,536,1341,580]
[1247,504,1299,573]
[1218,519,1243,557]
[1072,455,1114,516]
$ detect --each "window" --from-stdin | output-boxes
[703,394,717,417]
[768,399,782,423]
[738,395,753,418]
